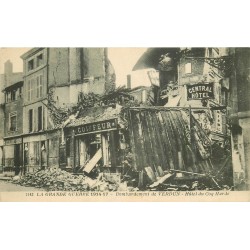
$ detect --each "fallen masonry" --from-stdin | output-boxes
[11,168,131,192]
[10,166,232,192]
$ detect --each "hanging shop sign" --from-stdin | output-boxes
[74,119,118,136]
[187,82,214,100]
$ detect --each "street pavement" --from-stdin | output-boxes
[0,180,44,192]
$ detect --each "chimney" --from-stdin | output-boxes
[127,74,131,89]
[4,60,13,75]
[4,60,13,87]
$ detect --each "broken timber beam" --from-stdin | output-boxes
[170,169,206,176]
[149,173,174,188]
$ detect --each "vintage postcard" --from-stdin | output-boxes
[0,47,249,202]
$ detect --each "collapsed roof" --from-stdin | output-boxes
[67,105,212,174]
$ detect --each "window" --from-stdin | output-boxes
[9,112,17,131]
[11,90,16,101]
[36,75,43,98]
[38,106,43,131]
[5,91,16,102]
[29,109,33,132]
[27,78,35,101]
[27,76,43,101]
[5,92,10,103]
[185,63,192,74]
[28,59,34,71]
[37,54,43,67]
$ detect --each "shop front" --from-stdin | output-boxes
[23,134,47,173]
[65,106,214,180]
[68,118,121,174]
[3,137,23,173]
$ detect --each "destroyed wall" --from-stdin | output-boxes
[82,48,106,95]
[48,48,70,87]
[48,48,74,108]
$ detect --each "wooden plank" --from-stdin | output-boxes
[161,111,179,169]
[170,111,187,169]
[129,110,146,171]
[135,111,148,171]
[139,111,154,169]
[154,112,171,171]
[138,170,144,188]
[145,166,157,182]
[150,111,169,171]
[174,111,198,172]
[171,110,200,172]
[126,109,138,170]
[157,111,175,170]
[168,111,185,170]
[149,173,174,188]
[146,111,163,175]
[83,148,102,173]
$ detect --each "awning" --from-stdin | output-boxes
[2,81,23,92]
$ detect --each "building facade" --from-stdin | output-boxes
[20,47,115,172]
[0,60,23,173]
[158,48,229,145]
[228,48,250,190]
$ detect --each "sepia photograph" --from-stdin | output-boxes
[0,47,249,201]
[1,4,250,250]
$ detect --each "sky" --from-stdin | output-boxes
[0,47,147,87]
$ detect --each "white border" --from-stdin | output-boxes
[1,1,250,250]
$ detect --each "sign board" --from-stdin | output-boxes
[187,82,214,100]
[75,119,117,136]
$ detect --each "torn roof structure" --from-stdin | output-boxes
[67,105,213,174]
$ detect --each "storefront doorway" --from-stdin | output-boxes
[76,130,119,173]
[14,143,23,175]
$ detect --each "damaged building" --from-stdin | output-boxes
[0,48,116,173]
[59,103,216,189]
[1,47,250,191]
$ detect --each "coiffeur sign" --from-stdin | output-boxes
[187,82,214,100]
[75,119,117,135]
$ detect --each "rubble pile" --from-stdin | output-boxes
[12,168,132,192]
[144,170,232,191]
[11,167,232,192]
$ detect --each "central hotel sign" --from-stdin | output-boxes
[187,82,214,100]
[74,119,118,135]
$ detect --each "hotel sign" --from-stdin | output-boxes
[74,119,118,135]
[187,82,214,100]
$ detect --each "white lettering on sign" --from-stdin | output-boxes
[75,119,117,135]
[187,83,214,100]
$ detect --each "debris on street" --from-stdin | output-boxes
[11,168,131,192]
[11,163,232,192]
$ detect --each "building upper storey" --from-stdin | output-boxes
[21,48,46,76]
[0,60,23,104]
[20,48,116,106]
